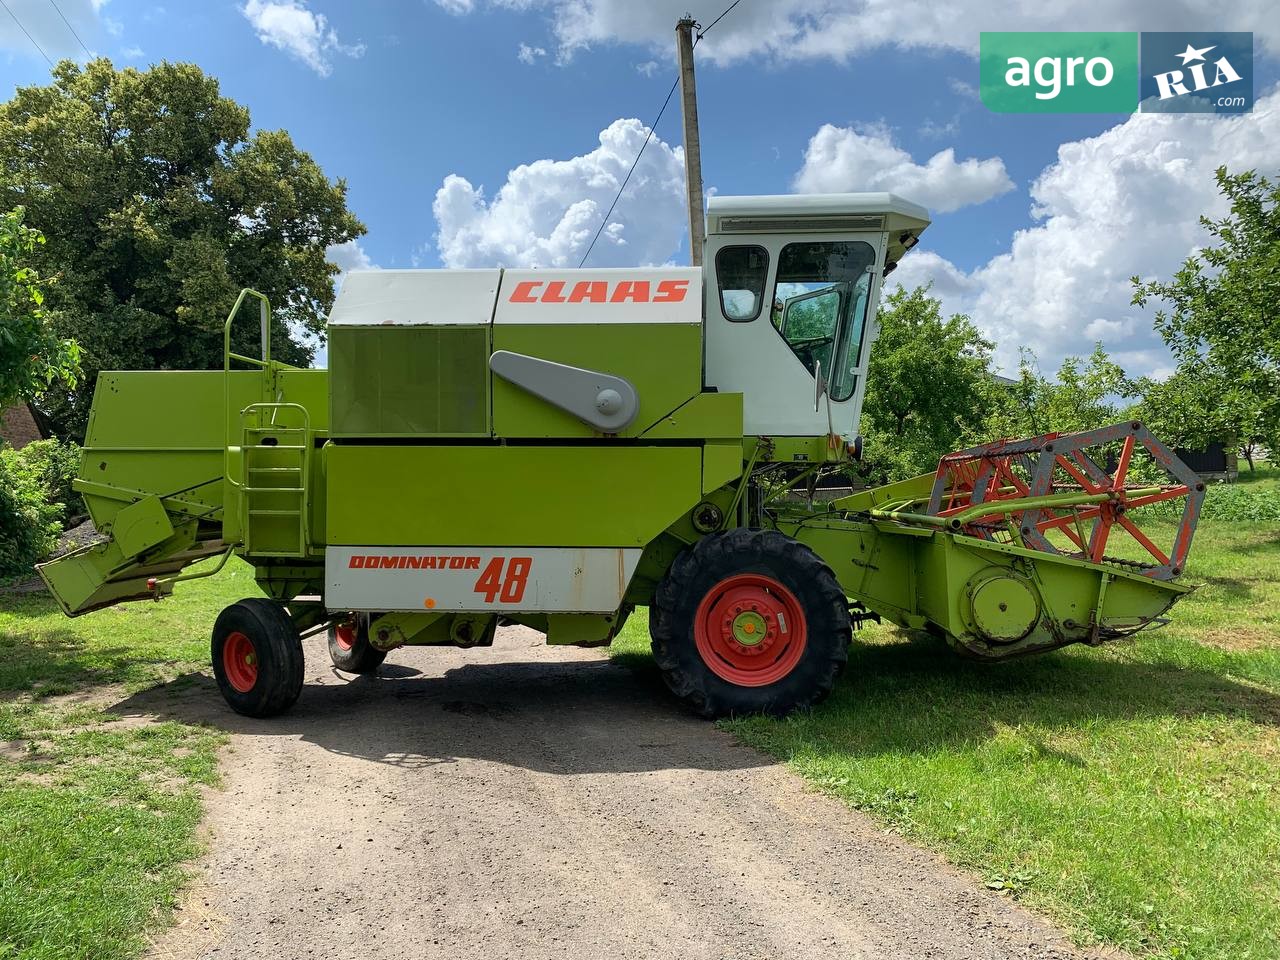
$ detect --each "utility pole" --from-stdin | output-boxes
[675,16,705,266]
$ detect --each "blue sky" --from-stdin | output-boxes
[0,1,1276,376]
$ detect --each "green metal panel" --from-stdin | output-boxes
[329,325,490,437]
[86,370,260,449]
[326,444,702,547]
[79,371,258,534]
[492,323,701,438]
[111,496,174,558]
[703,442,743,495]
[751,435,852,465]
[274,369,331,431]
[789,520,920,622]
[640,391,743,439]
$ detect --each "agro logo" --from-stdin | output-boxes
[508,278,690,304]
[1151,43,1242,101]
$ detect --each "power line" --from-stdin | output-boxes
[577,0,743,267]
[697,0,741,39]
[0,0,53,66]
[48,0,91,58]
[578,74,680,268]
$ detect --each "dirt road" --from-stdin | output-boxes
[129,626,1100,960]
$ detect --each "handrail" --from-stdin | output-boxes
[223,288,273,374]
[222,289,273,511]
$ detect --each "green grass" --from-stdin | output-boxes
[613,518,1280,960]
[1235,460,1280,491]
[0,561,258,960]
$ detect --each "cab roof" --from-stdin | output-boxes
[706,192,930,265]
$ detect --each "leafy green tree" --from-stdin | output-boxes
[1133,361,1279,471]
[0,59,365,438]
[1131,167,1280,468]
[974,344,1132,443]
[0,207,79,410]
[858,285,994,481]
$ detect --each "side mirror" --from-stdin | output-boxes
[814,359,828,413]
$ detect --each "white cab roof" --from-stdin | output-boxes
[706,192,930,237]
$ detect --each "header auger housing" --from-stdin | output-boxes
[38,192,1200,719]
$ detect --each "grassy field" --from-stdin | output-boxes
[614,468,1280,959]
[0,563,263,960]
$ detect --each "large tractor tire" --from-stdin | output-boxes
[328,614,387,674]
[650,528,851,718]
[211,598,305,717]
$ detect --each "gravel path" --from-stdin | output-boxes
[127,626,1105,960]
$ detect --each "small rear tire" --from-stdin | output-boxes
[328,614,387,674]
[211,598,305,718]
[650,528,850,718]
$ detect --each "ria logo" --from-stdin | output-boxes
[1152,42,1242,100]
[1140,33,1253,113]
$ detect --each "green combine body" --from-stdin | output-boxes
[38,193,1201,718]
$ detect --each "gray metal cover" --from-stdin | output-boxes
[489,350,640,433]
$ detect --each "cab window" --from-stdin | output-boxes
[716,245,769,321]
[772,241,875,401]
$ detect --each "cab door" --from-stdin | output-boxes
[704,232,886,438]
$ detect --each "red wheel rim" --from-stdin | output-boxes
[693,573,808,687]
[335,621,357,651]
[222,631,259,693]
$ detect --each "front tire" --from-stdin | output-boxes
[211,598,305,717]
[328,614,387,674]
[650,528,850,718]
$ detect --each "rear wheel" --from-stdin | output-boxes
[328,614,387,674]
[650,528,850,718]
[211,598,305,717]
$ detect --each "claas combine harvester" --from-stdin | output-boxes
[38,193,1204,719]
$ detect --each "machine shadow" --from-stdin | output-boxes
[108,649,771,776]
[108,629,1280,778]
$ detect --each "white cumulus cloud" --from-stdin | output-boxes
[241,0,364,76]
[433,117,686,269]
[428,0,1278,64]
[889,89,1280,378]
[794,123,1014,213]
[326,239,376,273]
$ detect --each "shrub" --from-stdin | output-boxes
[6,438,84,526]
[0,449,61,578]
[1142,480,1280,523]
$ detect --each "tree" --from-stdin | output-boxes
[973,344,1132,443]
[0,207,79,410]
[858,285,995,481]
[0,59,365,438]
[1131,167,1280,467]
[1133,361,1279,471]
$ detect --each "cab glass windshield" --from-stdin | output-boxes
[771,241,876,401]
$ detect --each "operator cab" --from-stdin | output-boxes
[703,193,929,440]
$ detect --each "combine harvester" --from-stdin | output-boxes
[39,193,1203,718]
